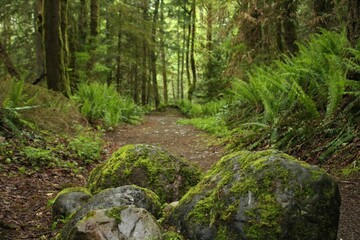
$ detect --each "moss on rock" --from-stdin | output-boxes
[87,144,203,203]
[169,150,341,240]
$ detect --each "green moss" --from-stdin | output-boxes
[105,206,128,225]
[88,144,203,203]
[162,231,185,240]
[176,150,330,240]
[50,187,92,206]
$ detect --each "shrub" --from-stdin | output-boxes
[72,82,143,127]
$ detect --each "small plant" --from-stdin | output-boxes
[72,82,143,127]
[68,131,103,164]
[21,146,56,167]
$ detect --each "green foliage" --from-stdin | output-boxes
[178,117,229,138]
[177,99,227,118]
[21,146,55,167]
[221,30,360,164]
[68,129,103,164]
[73,82,143,127]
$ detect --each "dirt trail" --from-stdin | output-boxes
[104,109,224,170]
[0,109,358,239]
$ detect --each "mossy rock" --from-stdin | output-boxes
[52,187,92,221]
[59,185,162,239]
[65,206,163,240]
[87,144,203,203]
[168,150,341,240]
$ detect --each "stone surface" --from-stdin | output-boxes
[52,187,92,220]
[67,206,163,240]
[60,185,162,239]
[87,144,203,203]
[168,150,341,240]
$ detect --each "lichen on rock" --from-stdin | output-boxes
[87,144,203,203]
[168,150,341,240]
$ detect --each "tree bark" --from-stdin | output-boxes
[150,0,160,107]
[79,0,88,48]
[90,0,99,37]
[283,0,298,54]
[34,0,44,82]
[160,0,168,104]
[0,40,20,80]
[188,0,197,101]
[347,0,360,47]
[43,0,70,96]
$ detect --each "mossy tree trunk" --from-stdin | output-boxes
[43,0,70,96]
[282,0,298,54]
[90,0,99,37]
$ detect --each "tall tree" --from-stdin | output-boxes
[188,0,197,101]
[159,0,168,104]
[90,0,99,37]
[34,0,44,83]
[43,0,70,95]
[282,0,298,54]
[150,0,160,107]
[347,0,360,47]
[79,0,88,48]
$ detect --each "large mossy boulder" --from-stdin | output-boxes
[168,150,341,240]
[60,185,162,239]
[65,206,163,240]
[87,144,203,203]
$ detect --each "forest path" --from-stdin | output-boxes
[103,108,225,170]
[104,109,360,240]
[0,109,358,240]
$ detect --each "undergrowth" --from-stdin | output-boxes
[0,80,104,174]
[72,82,143,128]
[180,30,360,173]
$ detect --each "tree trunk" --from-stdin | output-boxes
[34,0,44,82]
[205,2,212,52]
[43,0,70,96]
[160,0,168,104]
[0,40,20,80]
[79,0,88,48]
[188,0,197,101]
[186,20,191,98]
[90,0,99,37]
[150,0,160,108]
[347,0,360,47]
[116,30,122,94]
[283,0,298,54]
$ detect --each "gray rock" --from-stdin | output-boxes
[87,144,203,203]
[60,185,162,239]
[168,150,341,240]
[67,206,163,240]
[52,187,92,220]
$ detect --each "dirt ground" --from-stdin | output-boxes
[0,109,359,239]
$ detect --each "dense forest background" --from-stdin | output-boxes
[0,0,359,170]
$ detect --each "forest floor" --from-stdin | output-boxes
[0,109,359,239]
